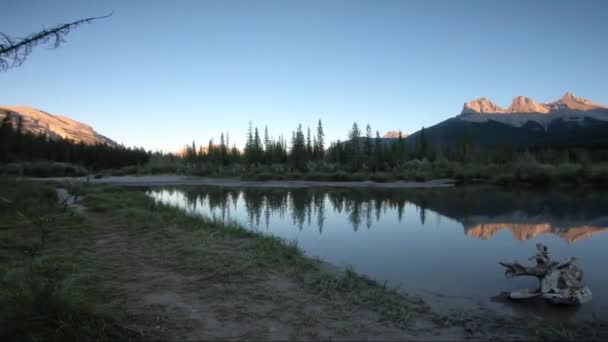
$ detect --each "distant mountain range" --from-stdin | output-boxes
[0,106,116,146]
[404,92,608,149]
[4,92,607,152]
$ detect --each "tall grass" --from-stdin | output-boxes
[0,179,135,341]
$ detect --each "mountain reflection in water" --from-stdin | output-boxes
[148,186,608,244]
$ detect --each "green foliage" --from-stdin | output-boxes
[0,179,135,341]
[0,113,148,170]
[0,161,88,177]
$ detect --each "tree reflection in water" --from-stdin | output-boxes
[148,186,608,243]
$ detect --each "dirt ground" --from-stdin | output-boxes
[86,212,478,340]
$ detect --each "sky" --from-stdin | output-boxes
[1,0,607,152]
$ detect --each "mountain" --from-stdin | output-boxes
[405,93,608,148]
[383,131,408,139]
[0,106,116,146]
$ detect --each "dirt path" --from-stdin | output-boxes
[86,211,471,340]
[33,175,455,188]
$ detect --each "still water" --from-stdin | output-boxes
[147,186,608,319]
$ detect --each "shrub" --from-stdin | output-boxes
[368,172,391,183]
[0,162,88,177]
[590,165,608,185]
[553,163,582,183]
[120,165,139,174]
[326,171,351,181]
[252,172,284,181]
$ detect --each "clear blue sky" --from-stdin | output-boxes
[1,0,607,152]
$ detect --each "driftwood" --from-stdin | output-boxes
[499,243,592,305]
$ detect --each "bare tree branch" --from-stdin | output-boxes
[0,12,113,72]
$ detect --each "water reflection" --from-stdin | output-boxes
[147,185,608,319]
[149,186,608,243]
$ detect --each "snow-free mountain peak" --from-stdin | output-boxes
[554,92,608,111]
[507,96,550,113]
[0,106,117,146]
[461,93,607,115]
[461,98,505,114]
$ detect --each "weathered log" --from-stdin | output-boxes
[498,243,592,305]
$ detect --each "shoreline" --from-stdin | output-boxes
[25,174,456,188]
[3,178,606,340]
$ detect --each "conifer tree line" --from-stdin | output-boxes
[0,114,149,169]
[180,120,443,172]
[180,119,606,173]
[182,120,331,171]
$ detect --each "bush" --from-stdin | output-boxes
[414,173,427,182]
[550,163,579,183]
[590,165,608,185]
[326,170,351,181]
[285,172,304,180]
[491,173,516,185]
[250,172,284,181]
[526,164,557,185]
[368,172,392,183]
[0,162,88,177]
[120,165,139,174]
[302,172,328,181]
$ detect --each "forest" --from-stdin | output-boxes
[167,120,608,185]
[0,114,149,176]
[2,115,608,185]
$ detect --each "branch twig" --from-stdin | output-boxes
[0,12,113,71]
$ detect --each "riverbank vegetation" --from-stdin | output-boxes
[2,117,608,186]
[111,121,608,186]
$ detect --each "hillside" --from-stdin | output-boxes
[0,106,116,146]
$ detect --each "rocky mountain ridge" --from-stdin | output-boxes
[0,106,116,146]
[461,92,607,115]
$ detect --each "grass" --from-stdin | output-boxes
[0,178,136,341]
[78,182,435,331]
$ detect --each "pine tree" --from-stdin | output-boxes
[315,119,325,160]
[364,124,372,166]
[220,133,228,165]
[417,127,428,160]
[290,124,307,171]
[347,122,362,170]
[264,126,270,153]
[254,127,262,164]
[245,121,254,164]
[306,127,312,161]
[398,130,406,162]
[373,130,383,171]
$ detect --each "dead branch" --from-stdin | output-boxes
[0,12,112,71]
